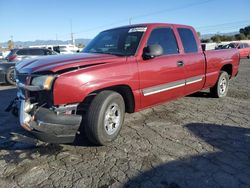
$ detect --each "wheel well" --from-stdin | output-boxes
[221,64,232,78]
[82,85,135,113]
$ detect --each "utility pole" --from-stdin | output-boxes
[55,34,58,46]
[129,17,132,25]
[70,19,75,46]
[10,35,14,48]
[8,35,14,49]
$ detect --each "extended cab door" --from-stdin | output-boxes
[137,26,186,109]
[175,26,206,95]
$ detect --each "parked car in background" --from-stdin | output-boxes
[52,45,79,54]
[11,23,239,146]
[29,45,80,54]
[2,51,10,59]
[0,62,16,85]
[1,48,58,85]
[0,52,3,60]
[219,42,250,58]
[5,48,57,62]
[237,43,250,58]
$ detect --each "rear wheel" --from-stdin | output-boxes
[210,71,229,98]
[85,90,125,145]
[6,67,16,85]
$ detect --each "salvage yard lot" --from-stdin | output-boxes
[0,59,250,188]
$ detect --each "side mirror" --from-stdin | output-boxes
[142,44,163,60]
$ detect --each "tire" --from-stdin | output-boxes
[248,54,250,59]
[210,71,229,98]
[85,90,125,145]
[6,67,16,85]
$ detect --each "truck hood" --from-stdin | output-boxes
[15,53,126,73]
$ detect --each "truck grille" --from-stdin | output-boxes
[15,69,54,107]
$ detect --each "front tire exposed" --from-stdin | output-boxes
[210,71,229,98]
[85,90,125,146]
[6,67,16,85]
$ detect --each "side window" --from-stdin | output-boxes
[239,44,244,49]
[29,49,45,55]
[147,28,179,55]
[17,49,28,55]
[177,28,198,53]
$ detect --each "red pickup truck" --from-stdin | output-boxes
[12,23,239,145]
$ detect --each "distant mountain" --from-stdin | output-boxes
[0,31,240,47]
[0,38,91,48]
[201,31,239,39]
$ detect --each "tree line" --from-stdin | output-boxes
[201,25,250,43]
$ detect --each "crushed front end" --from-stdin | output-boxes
[11,70,82,143]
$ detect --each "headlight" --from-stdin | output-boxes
[31,75,55,90]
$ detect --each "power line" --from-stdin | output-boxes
[74,19,129,36]
[63,0,216,37]
[197,19,250,29]
[196,20,250,34]
[130,0,215,22]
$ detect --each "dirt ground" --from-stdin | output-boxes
[0,59,249,188]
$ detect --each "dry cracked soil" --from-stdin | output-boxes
[0,59,250,188]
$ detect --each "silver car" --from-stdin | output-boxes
[5,48,57,62]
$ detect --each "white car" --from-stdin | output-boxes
[54,45,79,54]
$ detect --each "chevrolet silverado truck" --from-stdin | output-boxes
[11,23,239,145]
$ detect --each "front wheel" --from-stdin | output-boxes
[210,71,229,98]
[6,67,16,85]
[85,90,125,145]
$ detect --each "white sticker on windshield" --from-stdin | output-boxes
[128,27,147,33]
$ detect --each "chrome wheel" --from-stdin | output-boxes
[6,68,16,85]
[104,103,121,135]
[9,70,15,82]
[219,77,227,94]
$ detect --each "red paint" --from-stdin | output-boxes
[17,23,240,112]
[236,43,250,58]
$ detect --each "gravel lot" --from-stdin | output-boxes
[0,59,250,188]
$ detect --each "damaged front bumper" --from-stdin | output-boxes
[15,99,82,143]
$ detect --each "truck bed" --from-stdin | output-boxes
[203,48,240,89]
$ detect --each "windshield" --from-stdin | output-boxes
[83,27,146,56]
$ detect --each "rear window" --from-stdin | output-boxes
[177,28,198,53]
[244,43,249,48]
[29,49,45,55]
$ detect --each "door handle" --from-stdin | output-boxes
[177,61,184,67]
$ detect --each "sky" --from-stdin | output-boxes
[0,0,250,42]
